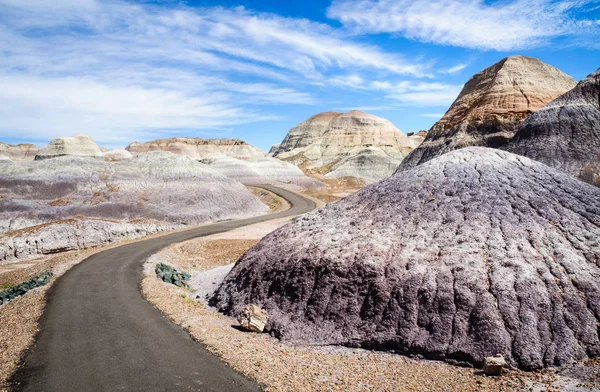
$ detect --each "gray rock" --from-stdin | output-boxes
[211,147,600,370]
[505,68,600,186]
[483,354,507,376]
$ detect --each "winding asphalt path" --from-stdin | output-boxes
[11,186,316,392]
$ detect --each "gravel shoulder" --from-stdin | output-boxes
[142,219,600,391]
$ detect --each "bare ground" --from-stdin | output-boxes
[141,220,600,391]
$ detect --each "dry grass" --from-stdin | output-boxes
[162,239,259,273]
[47,197,72,207]
[0,290,45,392]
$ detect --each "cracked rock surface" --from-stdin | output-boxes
[212,147,600,370]
[505,68,600,186]
[398,56,576,171]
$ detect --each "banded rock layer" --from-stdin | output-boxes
[35,134,104,160]
[271,110,420,181]
[505,68,600,185]
[399,56,577,170]
[0,152,267,236]
[212,148,600,370]
[0,142,39,161]
[126,137,265,160]
[200,155,323,190]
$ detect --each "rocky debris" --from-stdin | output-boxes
[155,263,190,288]
[35,134,105,160]
[505,68,600,186]
[0,156,12,163]
[211,147,600,370]
[237,304,268,333]
[271,110,418,181]
[0,142,39,161]
[399,56,577,171]
[0,152,268,260]
[104,148,132,161]
[200,154,323,190]
[484,355,507,376]
[0,272,52,306]
[126,137,266,160]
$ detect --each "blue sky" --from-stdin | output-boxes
[0,0,598,151]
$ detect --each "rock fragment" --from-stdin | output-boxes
[484,355,507,376]
[237,304,268,333]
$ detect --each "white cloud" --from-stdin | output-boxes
[0,74,277,146]
[0,0,444,145]
[328,0,600,50]
[440,63,469,74]
[365,80,461,106]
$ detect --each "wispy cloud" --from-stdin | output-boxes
[0,0,441,146]
[328,0,600,50]
[440,63,469,74]
[368,80,462,106]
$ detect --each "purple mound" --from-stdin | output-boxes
[211,147,600,370]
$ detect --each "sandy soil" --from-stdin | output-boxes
[142,218,600,392]
[248,186,290,213]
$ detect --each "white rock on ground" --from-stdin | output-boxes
[35,134,105,160]
[0,151,268,261]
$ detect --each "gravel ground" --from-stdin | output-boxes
[142,220,600,392]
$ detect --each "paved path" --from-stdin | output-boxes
[11,186,316,392]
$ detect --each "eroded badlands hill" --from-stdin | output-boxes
[0,142,39,161]
[35,134,105,160]
[399,56,576,170]
[200,155,323,190]
[126,137,265,160]
[505,68,600,185]
[212,148,600,370]
[0,152,268,261]
[271,110,421,182]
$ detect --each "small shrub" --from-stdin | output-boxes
[155,263,191,288]
[0,272,53,306]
